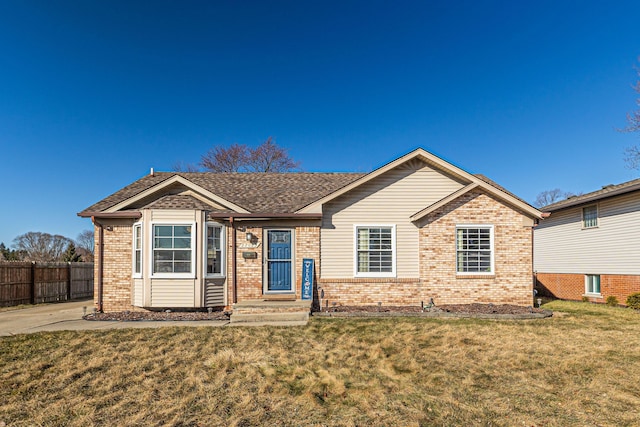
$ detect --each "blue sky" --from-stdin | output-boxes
[1,0,639,245]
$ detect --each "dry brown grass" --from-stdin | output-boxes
[2,300,640,426]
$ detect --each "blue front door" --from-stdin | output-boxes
[265,230,293,292]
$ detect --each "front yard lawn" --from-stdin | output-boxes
[1,300,639,426]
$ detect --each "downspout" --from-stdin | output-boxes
[230,216,238,304]
[91,216,104,313]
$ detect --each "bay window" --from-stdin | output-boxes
[133,223,142,277]
[205,223,225,277]
[152,224,195,276]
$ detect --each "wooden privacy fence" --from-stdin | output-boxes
[0,262,94,307]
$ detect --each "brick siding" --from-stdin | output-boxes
[96,189,536,312]
[419,190,534,306]
[536,272,640,305]
[316,278,423,307]
[317,190,535,307]
[234,225,320,302]
[94,221,135,312]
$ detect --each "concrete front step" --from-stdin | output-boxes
[230,299,312,324]
[229,311,310,324]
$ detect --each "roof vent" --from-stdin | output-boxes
[150,167,155,177]
[602,184,613,189]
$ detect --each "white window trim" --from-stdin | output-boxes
[132,222,143,278]
[455,224,495,276]
[353,224,397,278]
[581,204,599,229]
[150,222,197,279]
[204,222,226,278]
[584,274,602,296]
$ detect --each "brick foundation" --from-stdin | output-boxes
[317,278,423,307]
[536,272,640,305]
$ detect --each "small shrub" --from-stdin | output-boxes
[626,292,640,309]
[581,296,590,303]
[606,295,618,307]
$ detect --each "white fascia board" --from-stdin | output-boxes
[105,175,250,214]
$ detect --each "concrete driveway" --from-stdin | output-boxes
[0,300,229,336]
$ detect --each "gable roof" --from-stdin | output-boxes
[79,172,364,217]
[297,148,543,219]
[79,148,541,220]
[542,178,640,212]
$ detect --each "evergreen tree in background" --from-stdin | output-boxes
[62,243,82,262]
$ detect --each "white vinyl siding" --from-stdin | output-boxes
[321,161,465,278]
[133,278,143,306]
[204,279,225,306]
[534,192,640,275]
[150,279,196,307]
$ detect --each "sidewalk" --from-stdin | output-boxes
[0,300,229,336]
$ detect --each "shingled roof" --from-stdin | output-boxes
[542,178,640,212]
[79,172,365,216]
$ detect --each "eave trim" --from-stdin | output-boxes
[104,175,250,214]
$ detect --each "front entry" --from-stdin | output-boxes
[264,229,294,293]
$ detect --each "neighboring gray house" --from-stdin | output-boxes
[534,178,640,304]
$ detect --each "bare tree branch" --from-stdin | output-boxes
[623,58,640,169]
[172,161,201,173]
[200,143,249,172]
[247,137,300,172]
[198,139,300,173]
[13,232,72,262]
[76,230,95,262]
[534,189,575,208]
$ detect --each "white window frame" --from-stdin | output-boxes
[204,222,226,278]
[132,222,143,278]
[455,224,495,275]
[585,274,601,296]
[353,224,396,278]
[582,205,598,229]
[150,222,196,279]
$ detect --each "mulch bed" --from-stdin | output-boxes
[84,310,230,322]
[83,304,549,321]
[315,303,545,315]
[313,303,551,319]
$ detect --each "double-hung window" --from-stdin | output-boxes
[582,205,598,228]
[355,225,395,277]
[456,225,494,274]
[205,223,225,277]
[585,275,601,295]
[133,223,142,277]
[152,224,195,276]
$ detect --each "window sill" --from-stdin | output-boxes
[582,293,603,299]
[150,274,196,280]
[354,273,397,279]
[456,274,496,279]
